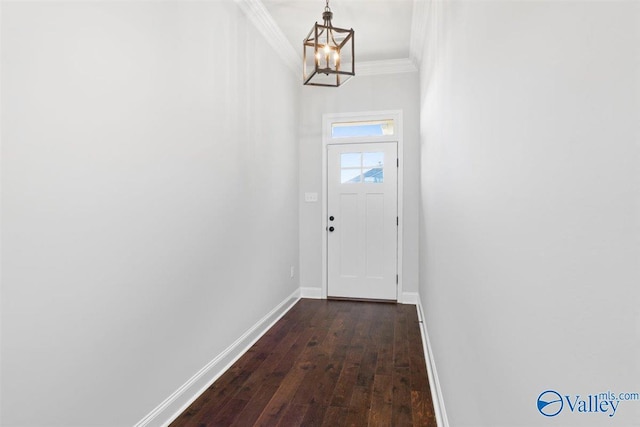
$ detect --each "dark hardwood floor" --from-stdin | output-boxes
[171,298,436,426]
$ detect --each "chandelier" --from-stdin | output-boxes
[303,0,355,87]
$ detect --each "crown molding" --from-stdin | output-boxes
[234,0,300,75]
[357,58,418,76]
[409,0,430,67]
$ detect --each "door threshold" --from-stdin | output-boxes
[327,296,397,304]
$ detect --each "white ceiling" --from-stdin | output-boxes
[261,0,416,63]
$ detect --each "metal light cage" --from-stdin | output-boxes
[303,5,354,87]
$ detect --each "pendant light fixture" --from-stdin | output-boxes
[303,0,355,87]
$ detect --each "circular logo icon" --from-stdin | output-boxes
[537,390,563,417]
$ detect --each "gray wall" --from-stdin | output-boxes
[419,1,640,426]
[0,1,299,425]
[299,72,421,298]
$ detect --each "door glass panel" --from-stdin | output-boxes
[340,152,385,184]
[341,169,361,183]
[341,153,361,168]
[363,152,384,167]
[363,167,383,183]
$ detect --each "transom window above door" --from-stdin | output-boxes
[331,119,395,138]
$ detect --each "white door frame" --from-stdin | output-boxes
[322,110,404,300]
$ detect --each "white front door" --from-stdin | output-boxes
[327,142,398,300]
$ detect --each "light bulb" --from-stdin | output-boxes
[334,52,340,61]
[324,45,331,54]
[316,52,321,61]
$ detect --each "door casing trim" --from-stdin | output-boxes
[322,110,404,301]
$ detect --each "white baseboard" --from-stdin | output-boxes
[299,286,322,299]
[401,291,420,304]
[134,290,301,427]
[415,298,450,427]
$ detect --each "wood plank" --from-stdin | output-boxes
[393,308,410,369]
[391,367,413,426]
[356,346,378,389]
[374,312,394,375]
[229,384,279,427]
[275,404,308,427]
[329,360,361,408]
[321,406,349,427]
[299,403,328,426]
[253,359,313,424]
[411,390,437,427]
[202,397,248,426]
[344,385,372,427]
[368,374,393,426]
[329,307,370,407]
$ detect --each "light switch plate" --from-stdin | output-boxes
[304,192,318,202]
